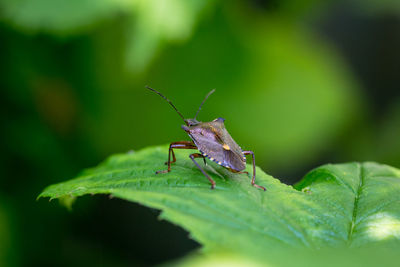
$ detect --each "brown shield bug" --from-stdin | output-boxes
[146,86,266,191]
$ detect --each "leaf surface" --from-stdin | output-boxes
[39,145,400,255]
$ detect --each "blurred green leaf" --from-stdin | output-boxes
[225,17,361,168]
[0,0,214,71]
[126,0,214,71]
[39,145,400,257]
[141,13,362,170]
[172,248,400,267]
[58,195,76,211]
[0,0,132,33]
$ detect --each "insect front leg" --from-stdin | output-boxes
[242,150,266,191]
[164,141,207,166]
[156,141,197,174]
[189,153,216,189]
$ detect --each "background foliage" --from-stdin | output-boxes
[1,0,400,266]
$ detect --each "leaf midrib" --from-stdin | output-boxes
[347,163,364,245]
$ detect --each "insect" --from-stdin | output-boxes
[146,86,266,191]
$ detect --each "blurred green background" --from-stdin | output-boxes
[1,0,399,266]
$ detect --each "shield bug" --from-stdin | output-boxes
[146,86,266,191]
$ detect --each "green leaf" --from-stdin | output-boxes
[0,0,132,34]
[173,248,400,267]
[39,145,400,257]
[125,0,214,72]
[0,0,213,71]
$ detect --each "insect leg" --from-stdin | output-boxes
[156,141,197,174]
[242,150,266,191]
[164,141,196,165]
[189,153,216,189]
[166,142,206,166]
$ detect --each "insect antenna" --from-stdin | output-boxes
[146,86,188,125]
[194,89,215,120]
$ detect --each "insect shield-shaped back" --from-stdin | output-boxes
[146,86,266,191]
[182,117,246,172]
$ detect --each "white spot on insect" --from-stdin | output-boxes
[210,157,214,161]
[222,144,230,150]
[217,161,222,165]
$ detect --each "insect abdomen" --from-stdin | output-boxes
[200,149,246,171]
